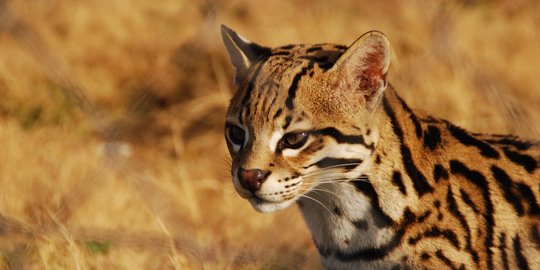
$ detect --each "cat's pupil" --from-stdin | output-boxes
[228,125,245,146]
[281,131,309,149]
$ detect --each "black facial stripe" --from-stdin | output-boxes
[251,91,262,116]
[272,108,283,120]
[306,157,363,170]
[300,55,329,62]
[238,61,266,123]
[285,62,314,110]
[312,127,374,149]
[297,137,325,156]
[282,115,292,130]
[263,93,277,122]
[299,55,337,71]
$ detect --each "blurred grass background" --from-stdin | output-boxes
[0,0,538,269]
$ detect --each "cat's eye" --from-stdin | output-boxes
[226,125,246,146]
[280,131,309,150]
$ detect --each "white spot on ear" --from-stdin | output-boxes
[269,130,284,152]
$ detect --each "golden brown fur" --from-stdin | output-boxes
[222,25,540,269]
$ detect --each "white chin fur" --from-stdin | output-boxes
[248,197,297,213]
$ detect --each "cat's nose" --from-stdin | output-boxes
[238,168,271,193]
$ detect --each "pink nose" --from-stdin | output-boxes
[238,168,270,193]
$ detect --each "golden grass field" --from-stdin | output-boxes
[0,0,539,269]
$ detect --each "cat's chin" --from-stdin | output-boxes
[248,197,297,213]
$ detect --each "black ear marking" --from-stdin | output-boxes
[221,25,271,85]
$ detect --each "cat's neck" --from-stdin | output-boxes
[297,181,397,259]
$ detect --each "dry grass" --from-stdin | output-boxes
[0,0,539,269]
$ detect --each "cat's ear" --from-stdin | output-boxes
[221,25,270,86]
[331,31,390,108]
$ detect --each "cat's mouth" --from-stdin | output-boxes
[232,173,307,212]
[247,195,298,213]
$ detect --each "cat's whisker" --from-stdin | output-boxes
[302,174,371,185]
[297,194,334,216]
[298,187,342,199]
[304,170,355,179]
[303,163,365,177]
[315,177,371,184]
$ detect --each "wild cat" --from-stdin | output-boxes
[221,25,540,269]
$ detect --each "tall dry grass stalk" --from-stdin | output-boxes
[0,0,538,269]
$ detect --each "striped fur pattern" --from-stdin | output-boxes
[221,25,540,269]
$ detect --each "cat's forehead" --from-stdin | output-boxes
[228,43,347,127]
[267,43,347,72]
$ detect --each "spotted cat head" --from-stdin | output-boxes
[221,25,391,212]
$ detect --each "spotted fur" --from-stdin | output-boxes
[221,25,540,269]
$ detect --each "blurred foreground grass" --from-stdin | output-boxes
[0,0,539,269]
